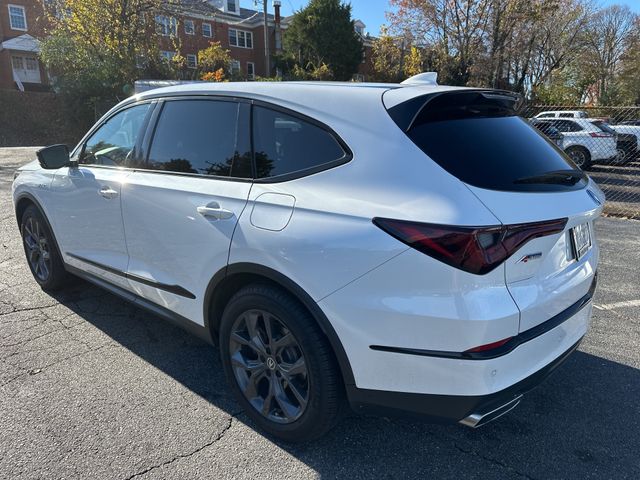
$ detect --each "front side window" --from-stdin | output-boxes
[146,100,252,178]
[9,5,27,30]
[80,103,151,166]
[253,106,347,179]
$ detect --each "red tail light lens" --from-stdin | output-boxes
[465,337,514,353]
[589,132,613,138]
[373,217,567,275]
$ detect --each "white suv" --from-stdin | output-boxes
[12,82,603,441]
[530,118,617,168]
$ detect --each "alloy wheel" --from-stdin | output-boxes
[568,149,586,167]
[229,309,309,424]
[23,216,51,282]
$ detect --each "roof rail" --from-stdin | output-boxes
[400,72,438,86]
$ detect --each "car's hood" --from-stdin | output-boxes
[17,159,40,171]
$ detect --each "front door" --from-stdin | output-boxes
[51,103,152,289]
[121,98,253,324]
[11,55,41,83]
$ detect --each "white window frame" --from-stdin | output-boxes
[8,4,28,31]
[202,22,212,38]
[229,28,253,49]
[230,60,240,75]
[184,19,195,35]
[160,50,176,63]
[226,0,239,15]
[186,54,197,69]
[156,15,177,36]
[247,62,255,80]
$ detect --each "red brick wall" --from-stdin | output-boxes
[157,15,276,79]
[0,0,49,89]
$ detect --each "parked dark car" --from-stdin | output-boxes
[616,132,638,163]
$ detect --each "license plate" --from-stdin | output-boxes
[571,222,591,260]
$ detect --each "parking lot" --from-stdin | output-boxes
[1,147,639,479]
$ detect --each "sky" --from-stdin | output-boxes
[273,0,640,37]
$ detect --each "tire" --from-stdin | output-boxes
[20,205,70,291]
[219,283,344,442]
[565,146,591,170]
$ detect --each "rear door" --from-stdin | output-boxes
[121,98,253,325]
[392,90,602,333]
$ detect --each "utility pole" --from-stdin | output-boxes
[263,0,270,77]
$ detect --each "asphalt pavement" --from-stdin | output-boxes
[1,147,639,479]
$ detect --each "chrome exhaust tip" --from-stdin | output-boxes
[459,395,523,428]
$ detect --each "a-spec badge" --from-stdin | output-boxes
[517,252,542,264]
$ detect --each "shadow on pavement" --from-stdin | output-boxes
[51,281,640,479]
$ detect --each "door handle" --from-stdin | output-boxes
[197,202,234,220]
[98,186,118,199]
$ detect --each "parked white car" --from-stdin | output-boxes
[535,110,588,119]
[530,118,617,168]
[12,81,603,441]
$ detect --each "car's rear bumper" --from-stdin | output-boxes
[346,336,582,425]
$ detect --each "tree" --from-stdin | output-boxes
[39,0,199,124]
[370,27,404,82]
[582,5,639,104]
[283,0,363,80]
[197,41,233,81]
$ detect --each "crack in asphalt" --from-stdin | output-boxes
[453,442,537,479]
[123,411,244,480]
[0,343,118,387]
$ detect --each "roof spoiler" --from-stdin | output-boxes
[387,89,523,132]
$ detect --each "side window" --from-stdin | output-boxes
[559,113,573,118]
[253,106,346,179]
[146,100,252,178]
[81,103,151,166]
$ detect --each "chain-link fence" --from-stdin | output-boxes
[520,104,640,220]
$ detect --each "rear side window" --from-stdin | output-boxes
[392,91,585,192]
[146,100,252,178]
[552,120,583,132]
[252,106,346,179]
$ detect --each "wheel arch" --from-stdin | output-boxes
[204,263,356,386]
[14,193,64,259]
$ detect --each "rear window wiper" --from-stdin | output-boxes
[514,170,586,186]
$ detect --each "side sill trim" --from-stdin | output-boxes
[370,273,597,361]
[66,253,196,300]
[65,264,212,343]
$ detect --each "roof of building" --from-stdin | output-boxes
[1,34,41,53]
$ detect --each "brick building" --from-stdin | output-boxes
[0,0,374,91]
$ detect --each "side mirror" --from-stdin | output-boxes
[36,144,70,170]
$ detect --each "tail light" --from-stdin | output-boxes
[589,132,613,138]
[373,217,567,275]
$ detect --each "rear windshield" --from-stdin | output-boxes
[391,91,586,192]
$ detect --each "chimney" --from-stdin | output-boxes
[273,0,282,52]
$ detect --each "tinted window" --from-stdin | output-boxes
[591,120,616,134]
[559,113,574,118]
[81,103,151,166]
[552,120,582,132]
[252,106,346,178]
[403,93,583,192]
[147,100,252,178]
